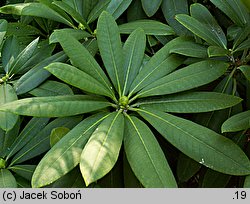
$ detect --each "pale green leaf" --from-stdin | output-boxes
[124,115,177,187]
[134,92,242,113]
[141,0,162,17]
[222,110,250,133]
[138,108,250,175]
[119,20,175,35]
[80,112,124,186]
[122,28,146,96]
[97,11,124,96]
[0,84,18,131]
[31,113,109,188]
[46,62,114,98]
[0,169,17,188]
[0,95,110,117]
[137,60,228,98]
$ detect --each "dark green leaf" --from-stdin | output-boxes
[0,19,7,46]
[202,169,230,187]
[87,0,110,24]
[134,92,242,113]
[0,95,110,117]
[119,20,174,35]
[9,165,36,181]
[137,60,228,98]
[31,113,109,188]
[141,0,162,17]
[138,108,250,175]
[106,0,133,19]
[124,115,177,187]
[0,169,17,188]
[239,65,250,81]
[207,46,230,57]
[244,175,250,187]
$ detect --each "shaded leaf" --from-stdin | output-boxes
[0,169,17,188]
[50,127,70,147]
[87,0,110,24]
[106,0,133,19]
[0,19,7,46]
[9,165,36,181]
[138,108,250,175]
[141,0,162,17]
[239,65,250,81]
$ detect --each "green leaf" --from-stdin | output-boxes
[119,20,175,35]
[46,62,114,98]
[50,127,70,147]
[207,46,230,57]
[53,31,114,97]
[244,175,250,187]
[234,37,250,52]
[190,3,227,49]
[6,117,50,160]
[0,169,17,188]
[161,0,190,36]
[0,84,18,132]
[80,112,124,186]
[15,51,67,95]
[49,29,92,44]
[0,95,110,117]
[106,0,133,19]
[233,25,250,50]
[222,110,250,133]
[97,11,124,96]
[82,0,99,20]
[137,60,228,98]
[31,113,109,188]
[124,115,177,187]
[0,19,7,46]
[210,0,250,26]
[29,80,73,97]
[87,0,110,24]
[202,169,230,187]
[0,3,74,27]
[10,116,82,165]
[134,92,242,113]
[129,52,183,97]
[176,14,227,48]
[127,0,147,22]
[168,36,208,58]
[9,165,36,181]
[122,28,146,96]
[239,65,250,81]
[141,0,162,17]
[138,108,250,175]
[8,37,39,75]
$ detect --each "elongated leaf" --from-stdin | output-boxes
[176,14,227,48]
[80,112,124,186]
[15,51,67,95]
[87,0,110,24]
[129,53,183,97]
[0,19,7,46]
[9,165,36,181]
[46,62,114,98]
[29,80,73,97]
[190,3,227,49]
[9,37,39,75]
[202,169,230,187]
[138,60,228,98]
[82,0,98,20]
[53,31,114,97]
[49,28,91,43]
[134,92,242,113]
[106,0,133,19]
[168,36,208,58]
[0,84,18,131]
[6,22,41,37]
[50,127,70,147]
[239,65,250,81]
[122,28,146,96]
[11,116,82,165]
[0,95,110,117]
[124,115,177,187]
[119,20,174,35]
[222,110,250,133]
[32,113,109,188]
[141,0,162,17]
[127,0,147,21]
[0,3,74,27]
[97,11,124,96]
[210,0,250,26]
[6,117,50,160]
[138,108,250,175]
[233,37,250,52]
[233,25,250,50]
[0,169,17,188]
[208,46,230,57]
[161,0,190,36]
[244,175,250,187]
[52,1,90,32]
